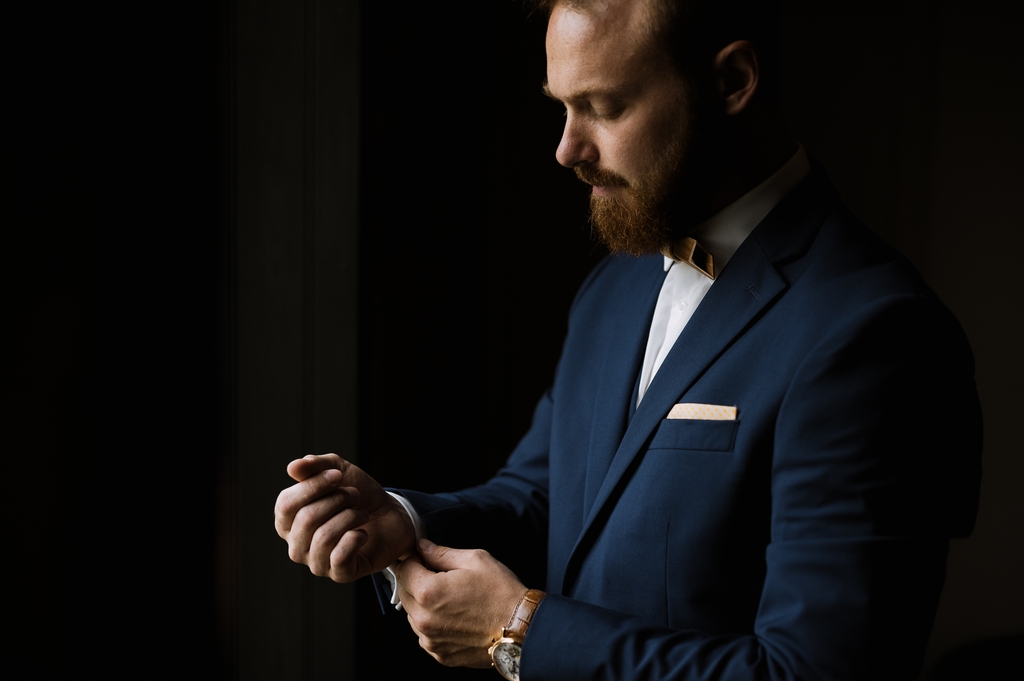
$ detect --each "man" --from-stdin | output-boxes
[275,1,982,679]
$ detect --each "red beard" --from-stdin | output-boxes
[575,116,690,257]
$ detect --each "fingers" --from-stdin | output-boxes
[417,539,497,575]
[392,547,489,613]
[403,615,445,666]
[326,527,372,582]
[417,539,461,571]
[394,560,447,661]
[394,554,502,669]
[393,542,493,598]
[286,452,347,482]
[289,490,369,574]
[391,553,430,596]
[274,467,350,536]
[275,467,372,577]
[393,554,448,625]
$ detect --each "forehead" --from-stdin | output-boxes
[545,1,664,99]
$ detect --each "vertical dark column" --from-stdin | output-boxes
[228,1,359,679]
[8,1,225,676]
[911,2,1024,676]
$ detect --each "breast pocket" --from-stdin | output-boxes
[647,418,739,452]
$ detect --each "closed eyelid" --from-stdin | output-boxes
[568,101,625,122]
[542,82,630,118]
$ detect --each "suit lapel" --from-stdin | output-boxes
[561,234,789,594]
[580,257,665,516]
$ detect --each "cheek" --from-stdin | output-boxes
[614,127,666,178]
[597,125,646,175]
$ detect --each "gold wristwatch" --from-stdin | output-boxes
[488,589,546,681]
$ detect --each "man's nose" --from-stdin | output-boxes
[555,115,597,168]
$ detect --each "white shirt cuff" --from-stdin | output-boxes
[382,492,425,611]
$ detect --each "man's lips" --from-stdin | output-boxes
[575,166,629,194]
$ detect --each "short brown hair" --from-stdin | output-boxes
[532,0,781,102]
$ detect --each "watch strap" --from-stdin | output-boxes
[504,589,546,642]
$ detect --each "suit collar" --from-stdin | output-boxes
[680,142,811,275]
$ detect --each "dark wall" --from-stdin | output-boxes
[6,2,224,676]
[357,3,602,496]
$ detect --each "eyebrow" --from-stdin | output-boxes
[541,81,625,104]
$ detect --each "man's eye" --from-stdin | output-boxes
[594,107,623,120]
[588,100,624,119]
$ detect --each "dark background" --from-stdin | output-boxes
[6,1,1021,678]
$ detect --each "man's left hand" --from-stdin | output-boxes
[393,539,527,668]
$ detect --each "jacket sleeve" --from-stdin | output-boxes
[518,294,982,681]
[387,257,620,583]
[388,386,553,585]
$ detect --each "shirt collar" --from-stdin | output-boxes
[663,143,811,273]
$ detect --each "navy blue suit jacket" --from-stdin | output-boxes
[394,169,982,680]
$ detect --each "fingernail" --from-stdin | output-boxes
[324,469,342,484]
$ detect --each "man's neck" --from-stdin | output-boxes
[702,127,796,220]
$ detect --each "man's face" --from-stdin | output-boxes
[545,0,695,255]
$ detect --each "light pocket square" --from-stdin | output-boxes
[667,403,737,421]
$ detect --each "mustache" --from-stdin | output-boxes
[575,165,629,189]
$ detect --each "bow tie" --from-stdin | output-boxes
[661,237,715,280]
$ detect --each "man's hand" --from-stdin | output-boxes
[394,539,527,668]
[274,453,416,582]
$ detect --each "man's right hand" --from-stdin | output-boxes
[274,453,416,583]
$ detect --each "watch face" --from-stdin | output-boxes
[492,641,521,681]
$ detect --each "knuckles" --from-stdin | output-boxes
[329,566,353,583]
[328,540,364,583]
[465,548,492,566]
[434,651,459,667]
[287,542,306,565]
[406,596,446,638]
[414,582,443,610]
[307,533,333,572]
[413,611,441,637]
[291,503,317,532]
[416,634,446,661]
[273,495,295,533]
[301,473,332,501]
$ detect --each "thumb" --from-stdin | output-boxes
[392,551,429,583]
[286,454,338,482]
[417,539,465,572]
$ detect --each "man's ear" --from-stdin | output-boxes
[713,40,759,115]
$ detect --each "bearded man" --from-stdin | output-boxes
[274,1,982,679]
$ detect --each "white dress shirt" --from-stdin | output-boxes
[637,144,810,405]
